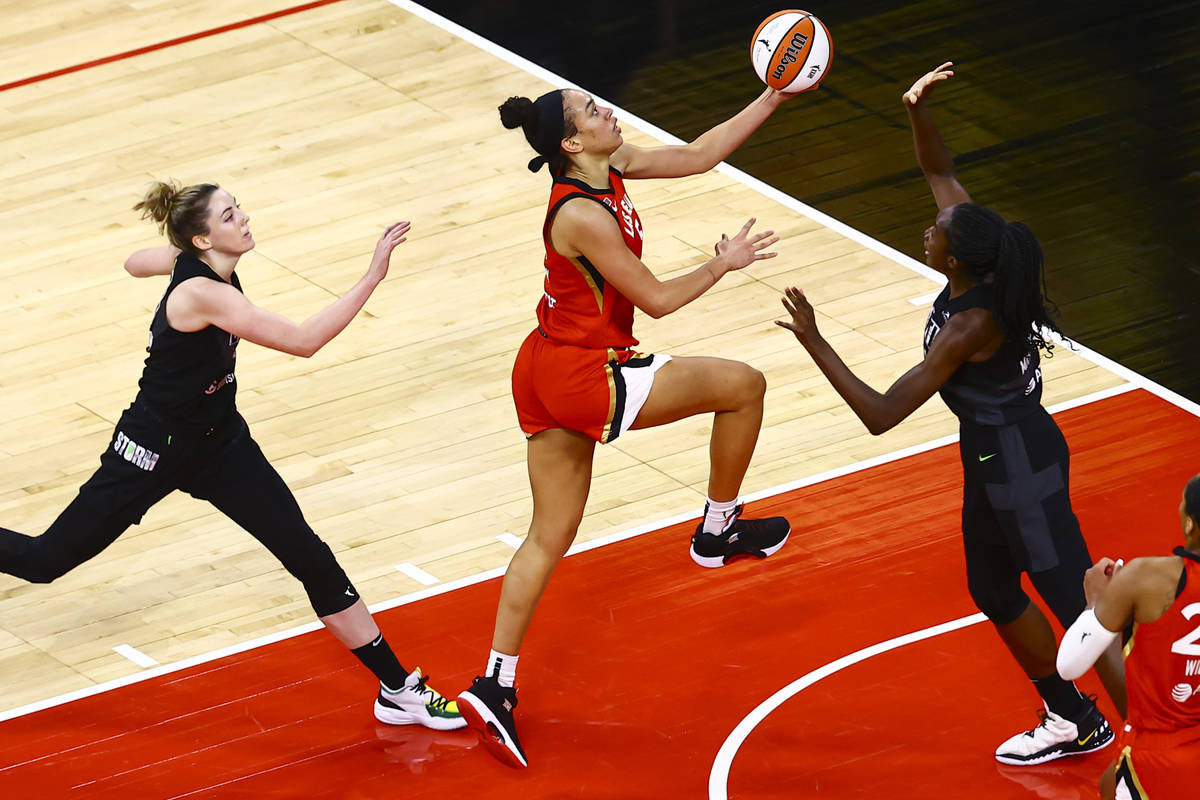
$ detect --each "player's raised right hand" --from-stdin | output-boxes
[369,221,412,280]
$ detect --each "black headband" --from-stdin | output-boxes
[526,90,565,173]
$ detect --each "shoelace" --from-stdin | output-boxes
[1024,710,1051,737]
[412,674,454,712]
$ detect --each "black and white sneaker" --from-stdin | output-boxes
[689,503,790,568]
[994,696,1114,765]
[374,668,467,731]
[457,675,527,768]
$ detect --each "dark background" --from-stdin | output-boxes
[423,1,1200,402]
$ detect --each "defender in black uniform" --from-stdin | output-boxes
[0,180,463,731]
[776,63,1126,765]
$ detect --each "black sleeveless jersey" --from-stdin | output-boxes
[922,283,1042,426]
[134,252,241,424]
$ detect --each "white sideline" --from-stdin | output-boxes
[0,382,1140,723]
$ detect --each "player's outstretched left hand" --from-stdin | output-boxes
[776,286,819,343]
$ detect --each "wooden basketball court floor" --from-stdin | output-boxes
[1,1,1196,797]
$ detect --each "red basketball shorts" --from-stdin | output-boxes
[511,328,671,443]
[1113,727,1200,799]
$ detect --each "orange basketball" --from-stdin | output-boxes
[750,9,833,93]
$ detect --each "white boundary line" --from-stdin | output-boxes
[707,613,989,800]
[0,0,1193,726]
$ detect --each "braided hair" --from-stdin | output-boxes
[944,203,1064,355]
[498,90,579,175]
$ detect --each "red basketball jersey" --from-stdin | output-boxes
[1125,550,1200,742]
[536,167,643,348]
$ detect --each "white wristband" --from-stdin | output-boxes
[1057,607,1120,681]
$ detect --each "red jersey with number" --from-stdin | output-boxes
[536,167,643,349]
[1124,550,1200,743]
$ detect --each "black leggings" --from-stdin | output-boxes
[0,402,358,617]
[959,408,1093,627]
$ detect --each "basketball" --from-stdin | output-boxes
[750,10,833,93]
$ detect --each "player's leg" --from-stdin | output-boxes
[458,426,595,768]
[1025,411,1128,718]
[629,356,764,494]
[186,416,463,730]
[1030,549,1128,718]
[1100,757,1117,800]
[0,494,130,582]
[970,415,1115,764]
[0,408,178,583]
[629,355,788,567]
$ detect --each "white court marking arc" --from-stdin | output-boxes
[706,613,988,799]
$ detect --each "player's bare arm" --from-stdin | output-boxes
[613,88,791,180]
[168,221,409,357]
[777,286,998,434]
[124,244,180,278]
[557,200,776,318]
[904,62,972,211]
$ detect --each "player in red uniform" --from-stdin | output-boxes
[457,85,800,767]
[1057,473,1200,798]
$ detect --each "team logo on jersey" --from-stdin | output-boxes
[113,430,160,472]
[543,266,557,308]
[923,312,946,351]
[603,195,643,241]
[204,372,235,395]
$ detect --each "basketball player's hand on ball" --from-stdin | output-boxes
[368,221,412,280]
[776,286,819,343]
[713,218,779,274]
[903,61,955,107]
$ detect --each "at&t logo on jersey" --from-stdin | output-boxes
[113,430,160,472]
[1171,682,1200,703]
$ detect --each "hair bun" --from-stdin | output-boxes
[133,180,181,225]
[498,96,534,130]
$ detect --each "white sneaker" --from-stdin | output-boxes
[373,668,467,731]
[994,697,1113,765]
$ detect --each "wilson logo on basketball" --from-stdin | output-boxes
[771,31,810,80]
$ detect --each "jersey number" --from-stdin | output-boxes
[1171,602,1200,656]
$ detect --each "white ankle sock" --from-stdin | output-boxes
[702,497,740,534]
[488,649,519,688]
